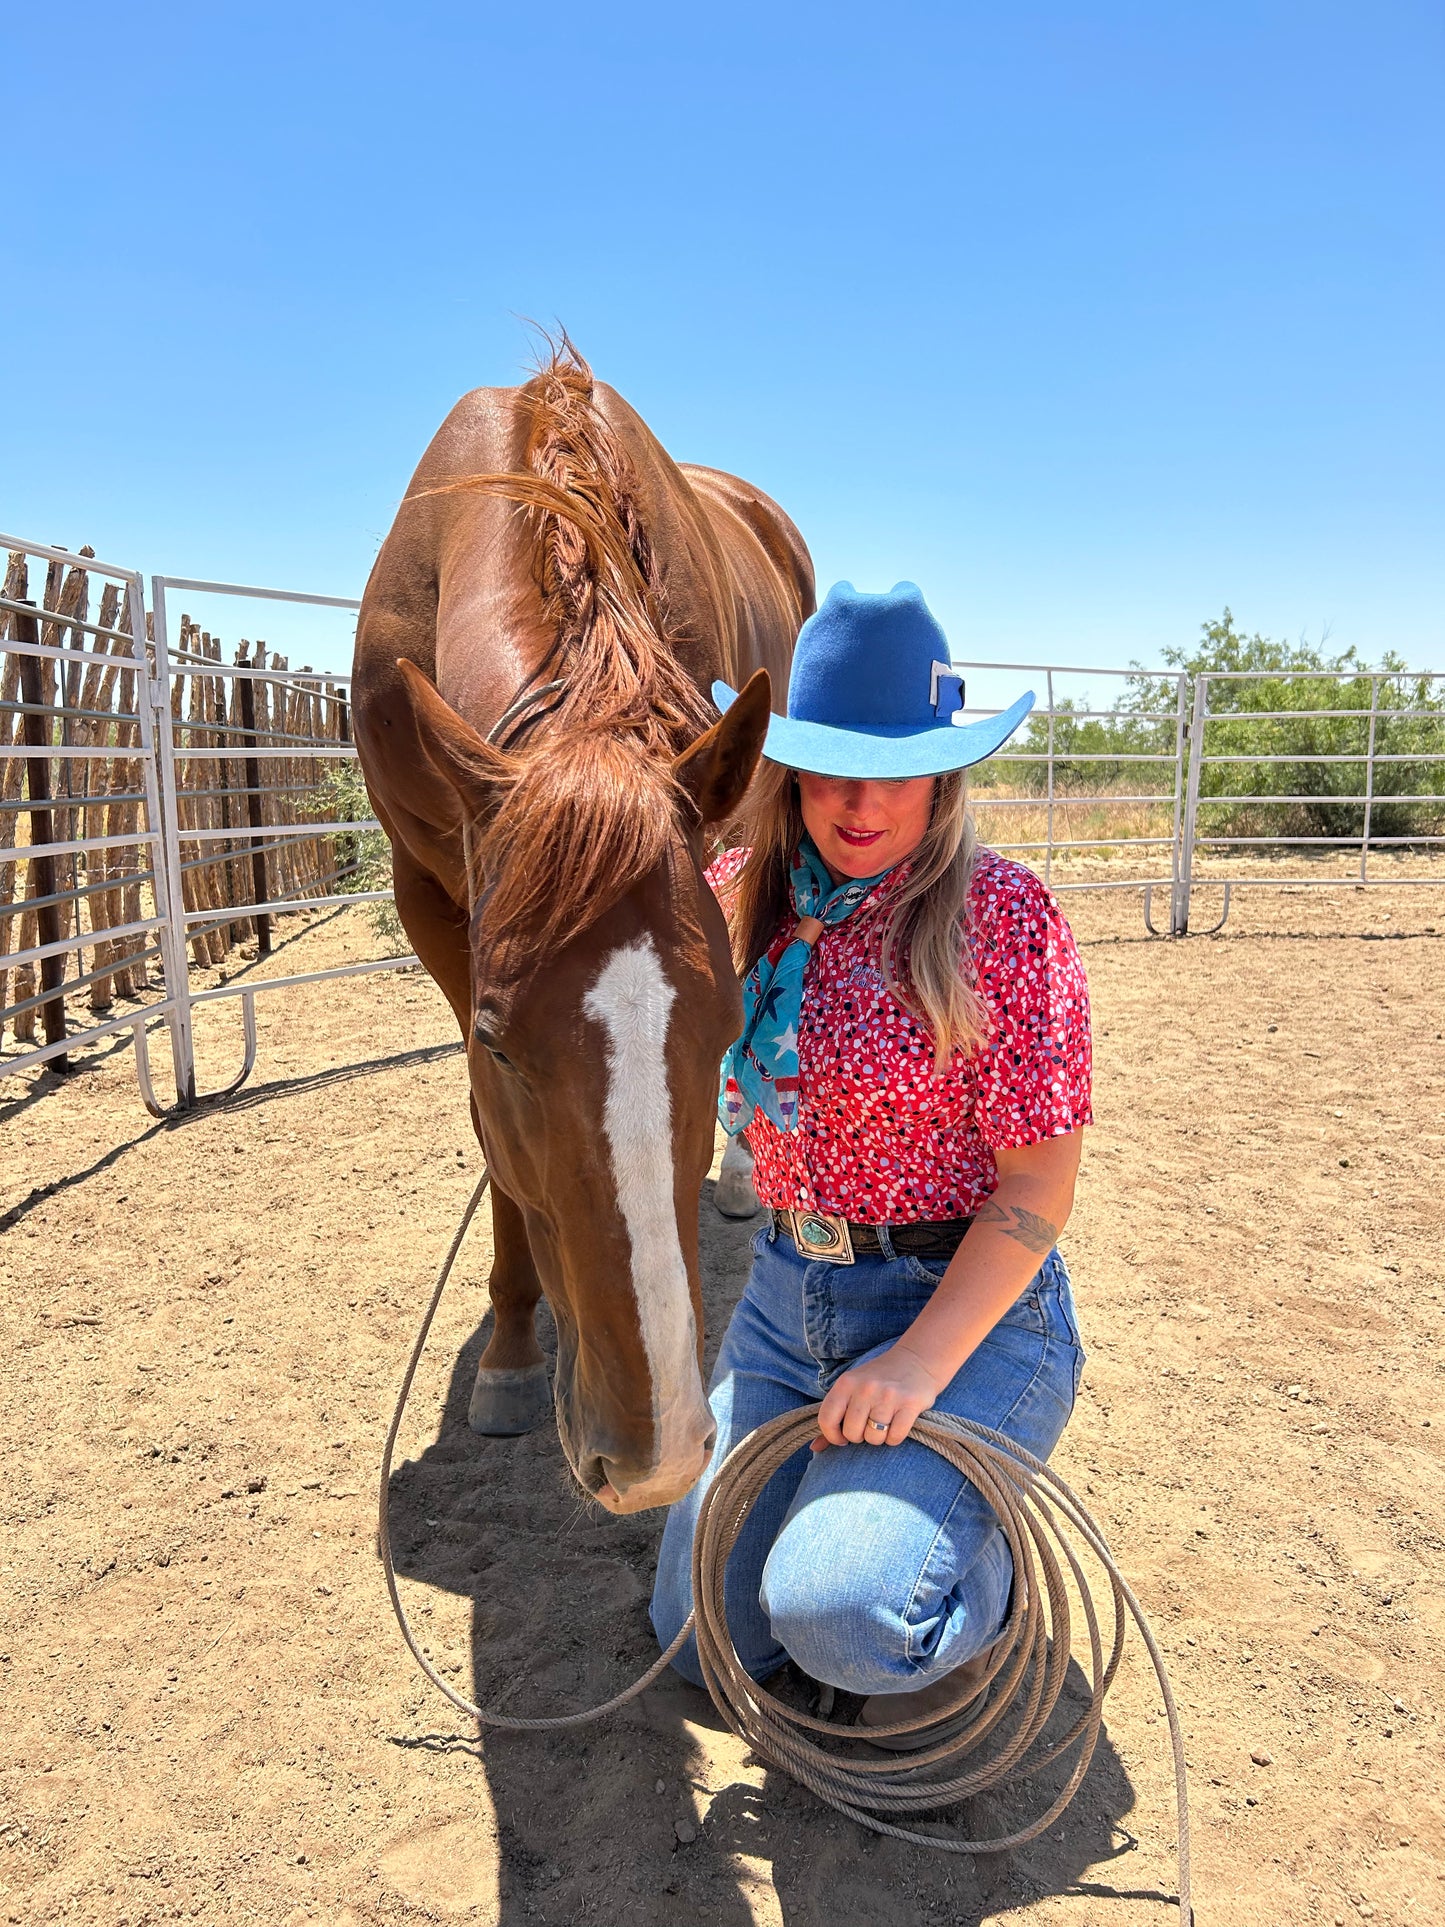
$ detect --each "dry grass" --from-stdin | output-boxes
[970,775,1178,875]
[970,777,1445,890]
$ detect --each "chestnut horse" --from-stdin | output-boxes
[352,347,812,1514]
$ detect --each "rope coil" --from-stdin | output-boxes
[380,1167,1193,1921]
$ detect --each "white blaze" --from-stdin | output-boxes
[583,938,698,1445]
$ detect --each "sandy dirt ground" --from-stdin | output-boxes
[1,874,1443,1927]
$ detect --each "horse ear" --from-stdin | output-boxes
[674,669,772,825]
[383,658,515,831]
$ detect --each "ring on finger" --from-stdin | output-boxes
[868,1418,889,1433]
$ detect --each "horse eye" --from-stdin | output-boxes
[473,1023,514,1069]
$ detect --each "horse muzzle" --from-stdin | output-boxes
[591,1420,717,1515]
[563,1383,715,1514]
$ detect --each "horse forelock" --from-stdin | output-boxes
[470,728,693,975]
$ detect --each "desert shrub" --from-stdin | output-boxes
[314,762,407,951]
[976,612,1445,847]
[978,697,1176,796]
[1139,613,1445,843]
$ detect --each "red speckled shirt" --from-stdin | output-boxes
[709,845,1093,1222]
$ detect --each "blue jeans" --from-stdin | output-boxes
[650,1226,1085,1695]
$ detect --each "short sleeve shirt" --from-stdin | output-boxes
[709,845,1093,1221]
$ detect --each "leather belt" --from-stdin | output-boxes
[771,1208,973,1264]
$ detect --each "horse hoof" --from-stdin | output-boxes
[714,1167,761,1219]
[468,1363,552,1436]
[715,1135,761,1220]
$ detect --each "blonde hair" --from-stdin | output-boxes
[727,763,988,1068]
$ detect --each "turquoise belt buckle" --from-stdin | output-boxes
[789,1209,855,1265]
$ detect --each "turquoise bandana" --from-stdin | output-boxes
[719,834,894,1135]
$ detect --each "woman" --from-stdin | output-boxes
[650,580,1092,1742]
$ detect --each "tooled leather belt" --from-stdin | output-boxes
[770,1209,974,1259]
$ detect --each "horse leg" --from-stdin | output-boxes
[715,1131,761,1219]
[469,1180,552,1436]
[387,852,551,1436]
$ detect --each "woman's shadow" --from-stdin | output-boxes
[382,1194,1161,1925]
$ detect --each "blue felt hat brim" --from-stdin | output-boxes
[710,682,1036,779]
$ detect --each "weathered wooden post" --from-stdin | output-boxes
[0,550,30,1035]
[15,599,68,1066]
[236,641,271,956]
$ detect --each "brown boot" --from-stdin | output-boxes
[854,1632,1009,1753]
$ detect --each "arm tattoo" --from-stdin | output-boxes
[975,1199,1059,1255]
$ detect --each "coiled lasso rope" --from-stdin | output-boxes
[380,1168,1193,1921]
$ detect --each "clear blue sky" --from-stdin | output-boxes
[6,2,1442,678]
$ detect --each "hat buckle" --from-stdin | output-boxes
[930,660,965,721]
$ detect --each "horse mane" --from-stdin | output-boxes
[419,338,714,972]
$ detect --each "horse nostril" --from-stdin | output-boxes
[584,1456,611,1496]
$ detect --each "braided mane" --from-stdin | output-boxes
[520,343,712,753]
[421,340,715,972]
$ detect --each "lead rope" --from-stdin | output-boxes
[378,1167,695,1725]
[380,1170,1192,1922]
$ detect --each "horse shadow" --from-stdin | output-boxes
[382,1190,1157,1925]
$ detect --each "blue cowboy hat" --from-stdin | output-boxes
[712,580,1034,779]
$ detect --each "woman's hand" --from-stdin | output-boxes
[812,1342,944,1450]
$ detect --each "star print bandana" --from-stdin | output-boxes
[719,834,894,1135]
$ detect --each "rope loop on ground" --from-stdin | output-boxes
[380,1165,1192,1922]
[694,1402,1191,1921]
